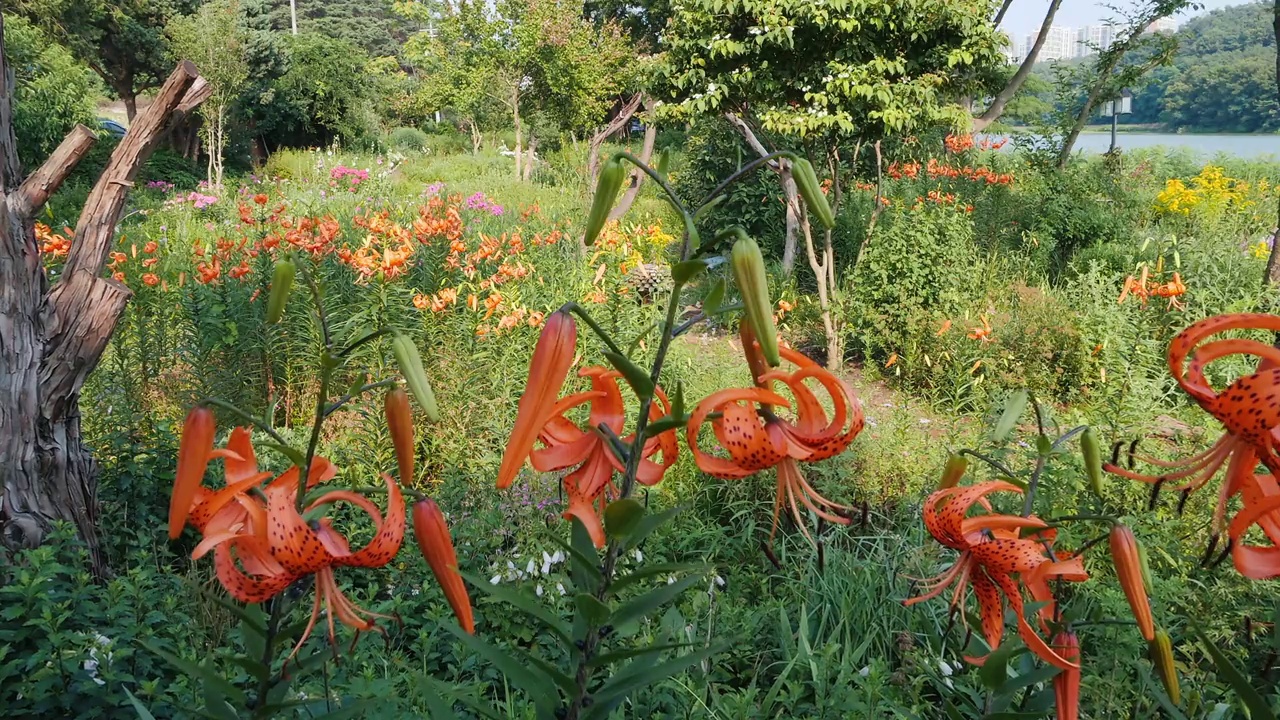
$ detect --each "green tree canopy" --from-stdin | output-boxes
[658,0,1004,141]
[13,0,199,120]
[4,15,100,165]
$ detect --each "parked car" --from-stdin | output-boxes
[97,118,127,138]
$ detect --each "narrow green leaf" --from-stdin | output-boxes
[589,641,698,668]
[604,498,645,539]
[142,641,246,705]
[992,390,1028,442]
[623,505,682,550]
[526,653,577,698]
[1192,624,1276,720]
[612,562,709,594]
[672,258,711,285]
[585,643,727,718]
[643,415,687,438]
[576,593,612,627]
[978,641,1021,690]
[548,533,604,592]
[261,441,306,468]
[123,688,157,720]
[416,676,461,720]
[200,590,266,635]
[458,570,572,644]
[602,350,655,400]
[442,624,557,710]
[702,278,726,317]
[998,663,1060,696]
[610,573,702,628]
[1143,666,1191,720]
[227,655,269,683]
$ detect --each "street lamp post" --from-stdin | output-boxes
[1102,88,1133,153]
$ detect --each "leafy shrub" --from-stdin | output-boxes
[846,202,979,359]
[256,32,377,148]
[5,16,99,165]
[387,126,430,151]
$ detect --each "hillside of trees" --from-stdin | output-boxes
[1018,1,1278,133]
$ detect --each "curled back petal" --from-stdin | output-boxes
[685,387,790,479]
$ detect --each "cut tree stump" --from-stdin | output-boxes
[0,23,208,577]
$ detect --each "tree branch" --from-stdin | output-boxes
[60,61,202,281]
[974,0,1065,131]
[587,93,644,180]
[10,126,97,221]
[0,15,21,193]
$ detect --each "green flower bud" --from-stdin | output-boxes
[392,334,440,422]
[792,157,835,229]
[1081,427,1104,498]
[731,234,779,367]
[265,259,295,324]
[584,156,626,246]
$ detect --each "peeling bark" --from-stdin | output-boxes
[609,99,657,222]
[0,47,207,576]
[587,93,644,182]
[724,112,799,275]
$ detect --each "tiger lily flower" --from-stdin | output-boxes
[170,420,411,660]
[1104,313,1280,566]
[497,309,577,489]
[529,367,678,546]
[685,323,863,547]
[905,481,1088,670]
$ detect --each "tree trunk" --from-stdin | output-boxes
[993,0,1016,26]
[609,100,657,222]
[0,52,207,576]
[522,136,537,182]
[974,0,1065,132]
[724,112,799,275]
[513,85,522,180]
[123,95,137,123]
[1056,80,1109,169]
[587,93,644,183]
[1264,0,1280,294]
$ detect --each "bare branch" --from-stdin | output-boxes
[10,125,96,221]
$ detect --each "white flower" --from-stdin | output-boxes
[526,559,537,576]
[714,575,725,587]
[556,582,566,595]
[632,548,644,562]
[490,574,502,585]
[918,418,931,425]
[667,575,677,584]
[859,666,870,677]
[536,584,544,597]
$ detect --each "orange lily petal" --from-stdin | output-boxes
[497,310,577,488]
[170,407,216,539]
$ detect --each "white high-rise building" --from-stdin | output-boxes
[1026,26,1077,62]
[1075,24,1116,57]
[1146,17,1178,34]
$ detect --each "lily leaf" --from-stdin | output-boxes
[575,593,612,627]
[261,441,307,468]
[978,641,1023,690]
[602,350,655,400]
[672,258,711,285]
[643,414,687,438]
[992,390,1028,442]
[589,641,700,668]
[584,643,727,719]
[623,505,683,550]
[604,498,645,539]
[1191,623,1276,720]
[123,688,157,720]
[702,278,726,317]
[612,562,709,594]
[459,570,573,644]
[143,641,246,706]
[442,623,558,712]
[610,573,702,627]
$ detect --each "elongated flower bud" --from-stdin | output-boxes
[731,234,779,367]
[1052,631,1080,720]
[265,259,295,324]
[169,406,215,539]
[1081,427,1104,497]
[392,334,440,423]
[1110,524,1156,641]
[497,310,576,488]
[584,156,626,246]
[412,500,474,633]
[1149,628,1180,705]
[791,157,835,229]
[385,388,414,483]
[939,454,968,490]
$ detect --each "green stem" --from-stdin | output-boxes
[298,363,333,513]
[563,302,626,357]
[694,151,793,212]
[324,378,396,417]
[338,327,392,358]
[200,397,291,448]
[958,449,1019,481]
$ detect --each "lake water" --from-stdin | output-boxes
[986,132,1280,160]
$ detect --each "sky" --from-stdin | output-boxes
[999,0,1243,37]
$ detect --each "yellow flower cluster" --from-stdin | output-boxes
[1154,166,1256,217]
